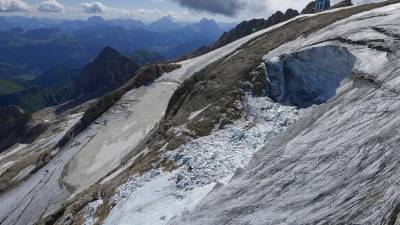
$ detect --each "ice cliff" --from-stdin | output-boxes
[265,45,356,107]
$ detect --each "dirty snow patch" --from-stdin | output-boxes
[83,194,104,225]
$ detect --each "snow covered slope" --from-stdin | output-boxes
[170,3,400,225]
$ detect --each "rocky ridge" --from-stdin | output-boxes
[185,9,300,60]
[71,47,141,101]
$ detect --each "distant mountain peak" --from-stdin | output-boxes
[148,16,181,32]
[87,16,105,24]
[158,16,174,22]
[196,18,218,27]
[97,46,120,59]
[72,47,140,100]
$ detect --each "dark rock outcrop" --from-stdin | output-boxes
[0,106,31,140]
[331,0,353,9]
[212,9,300,50]
[71,47,141,101]
[0,106,47,152]
[301,1,316,14]
[182,9,299,60]
[301,0,353,14]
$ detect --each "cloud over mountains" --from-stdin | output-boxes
[0,0,386,21]
[81,1,108,14]
[169,0,383,17]
[0,0,30,12]
[170,0,245,16]
[38,0,65,12]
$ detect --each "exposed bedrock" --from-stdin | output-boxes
[0,106,48,153]
[265,45,356,108]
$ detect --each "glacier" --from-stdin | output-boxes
[170,3,400,225]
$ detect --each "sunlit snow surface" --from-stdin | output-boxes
[103,95,298,225]
[170,3,400,225]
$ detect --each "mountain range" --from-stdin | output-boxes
[0,1,347,113]
[0,46,142,112]
[0,16,233,111]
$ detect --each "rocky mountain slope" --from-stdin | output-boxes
[70,47,141,101]
[0,47,140,112]
[187,9,300,59]
[302,0,354,14]
[1,1,400,225]
[0,106,44,152]
[212,9,300,50]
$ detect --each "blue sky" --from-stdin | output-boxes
[0,0,378,22]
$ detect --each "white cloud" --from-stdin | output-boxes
[169,0,245,16]
[169,0,386,20]
[0,0,387,22]
[137,8,162,15]
[0,0,30,12]
[81,1,108,14]
[38,0,65,12]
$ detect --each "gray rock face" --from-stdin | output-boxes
[0,106,30,134]
[265,45,356,107]
[186,8,300,59]
[301,1,316,14]
[72,47,141,101]
[331,0,353,9]
[0,106,30,151]
[213,9,300,50]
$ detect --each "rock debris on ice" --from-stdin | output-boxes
[104,94,298,225]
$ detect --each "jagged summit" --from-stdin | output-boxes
[302,1,317,14]
[72,46,140,100]
[214,9,299,49]
[148,16,182,32]
[194,8,300,54]
[96,46,121,60]
[87,16,106,24]
[302,0,353,14]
